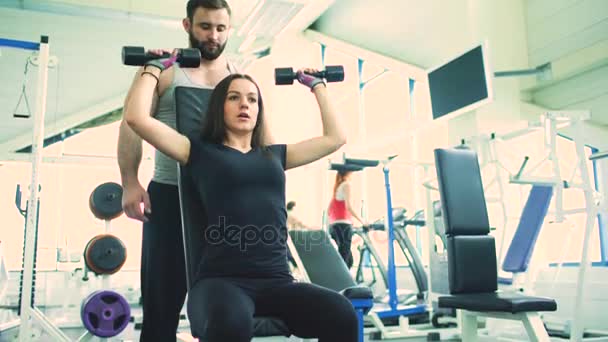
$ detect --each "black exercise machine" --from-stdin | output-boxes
[433,147,557,341]
[353,208,428,306]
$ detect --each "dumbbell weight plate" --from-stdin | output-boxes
[122,46,146,66]
[178,48,202,68]
[275,67,296,85]
[324,65,345,82]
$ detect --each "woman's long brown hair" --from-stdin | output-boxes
[332,171,351,197]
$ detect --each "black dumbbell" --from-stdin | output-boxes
[122,46,201,68]
[275,65,345,85]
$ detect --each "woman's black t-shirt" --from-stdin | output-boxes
[186,138,291,279]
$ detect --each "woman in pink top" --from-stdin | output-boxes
[327,170,366,269]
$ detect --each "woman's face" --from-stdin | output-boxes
[223,78,259,134]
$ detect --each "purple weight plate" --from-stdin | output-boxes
[81,290,131,337]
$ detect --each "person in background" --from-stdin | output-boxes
[327,170,366,269]
[286,200,308,229]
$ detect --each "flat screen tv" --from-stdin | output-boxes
[427,41,494,122]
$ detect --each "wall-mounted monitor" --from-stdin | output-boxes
[427,41,494,122]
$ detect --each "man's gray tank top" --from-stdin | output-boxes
[152,63,237,185]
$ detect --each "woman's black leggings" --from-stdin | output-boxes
[187,277,358,342]
[330,223,354,269]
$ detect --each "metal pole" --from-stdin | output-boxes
[383,164,398,310]
[569,119,598,342]
[358,59,368,221]
[408,78,423,254]
[18,35,70,342]
[494,63,551,78]
[19,35,50,340]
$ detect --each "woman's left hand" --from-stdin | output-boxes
[296,68,326,91]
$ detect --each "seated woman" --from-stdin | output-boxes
[124,56,358,342]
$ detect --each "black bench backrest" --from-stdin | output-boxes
[174,86,213,290]
[434,148,497,294]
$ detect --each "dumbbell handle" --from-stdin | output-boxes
[122,47,200,67]
[122,50,175,66]
[140,51,172,63]
[275,65,344,85]
[301,70,327,78]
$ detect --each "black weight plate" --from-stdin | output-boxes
[325,65,345,82]
[275,67,295,85]
[89,182,123,220]
[178,48,201,68]
[84,234,127,275]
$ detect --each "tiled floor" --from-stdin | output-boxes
[4,307,572,342]
[0,308,464,342]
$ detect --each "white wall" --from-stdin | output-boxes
[526,0,608,67]
[448,0,530,144]
[524,0,608,130]
[531,66,608,122]
[450,0,608,146]
[0,7,186,152]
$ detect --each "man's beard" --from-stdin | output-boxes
[189,32,226,61]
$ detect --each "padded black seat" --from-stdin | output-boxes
[174,86,291,339]
[250,318,290,337]
[341,286,374,300]
[438,292,557,314]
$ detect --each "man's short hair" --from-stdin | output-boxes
[187,0,232,20]
[287,201,296,211]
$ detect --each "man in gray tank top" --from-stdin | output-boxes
[117,1,239,340]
